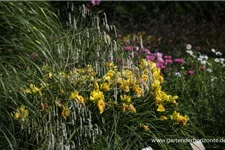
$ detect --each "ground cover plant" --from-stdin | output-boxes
[0,1,225,150]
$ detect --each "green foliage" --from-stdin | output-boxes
[161,54,225,149]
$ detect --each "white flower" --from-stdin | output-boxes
[211,76,217,82]
[204,55,208,60]
[211,48,216,53]
[186,50,193,55]
[175,72,182,77]
[207,68,212,73]
[199,55,208,60]
[186,44,192,50]
[198,57,203,61]
[198,55,208,64]
[200,60,207,65]
[216,51,222,56]
[220,58,225,62]
[215,58,220,62]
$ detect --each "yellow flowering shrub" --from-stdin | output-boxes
[13,59,189,127]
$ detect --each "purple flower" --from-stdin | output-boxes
[174,58,185,63]
[92,0,101,6]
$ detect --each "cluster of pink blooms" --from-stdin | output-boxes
[123,45,197,76]
[123,46,185,69]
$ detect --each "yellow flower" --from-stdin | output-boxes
[106,70,115,78]
[155,90,163,103]
[100,82,110,91]
[70,90,84,103]
[157,104,165,112]
[29,84,42,96]
[139,59,148,69]
[14,112,20,119]
[141,74,149,82]
[171,99,178,106]
[120,95,131,104]
[120,83,130,92]
[117,77,123,85]
[150,61,157,69]
[121,103,128,112]
[25,89,32,94]
[12,105,29,121]
[93,82,99,91]
[170,111,180,121]
[133,85,143,97]
[151,80,161,90]
[169,95,179,102]
[170,111,189,126]
[70,90,79,99]
[61,106,71,120]
[104,76,111,82]
[178,115,189,126]
[48,72,53,78]
[30,84,39,93]
[128,104,136,113]
[105,62,117,70]
[140,124,150,131]
[90,90,104,102]
[124,70,132,79]
[97,100,105,114]
[160,116,168,121]
[161,91,169,101]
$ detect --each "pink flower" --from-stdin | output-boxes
[174,58,185,63]
[146,54,155,61]
[92,0,101,6]
[188,70,194,75]
[156,63,165,69]
[164,55,172,59]
[156,52,163,58]
[165,59,173,64]
[157,57,164,64]
[135,46,139,51]
[141,48,150,54]
[124,46,132,51]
